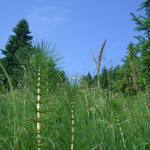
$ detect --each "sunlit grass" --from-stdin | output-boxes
[0,46,150,150]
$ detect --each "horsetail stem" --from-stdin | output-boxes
[70,101,75,150]
[115,112,126,149]
[36,67,41,150]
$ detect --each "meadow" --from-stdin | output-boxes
[1,0,150,149]
[0,52,150,150]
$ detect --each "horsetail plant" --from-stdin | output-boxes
[36,67,41,150]
[70,101,75,150]
[115,111,126,149]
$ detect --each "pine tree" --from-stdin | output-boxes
[100,66,109,89]
[121,43,141,95]
[111,65,124,93]
[132,0,150,84]
[2,19,33,87]
[80,73,93,87]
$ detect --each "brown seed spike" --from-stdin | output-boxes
[97,40,106,90]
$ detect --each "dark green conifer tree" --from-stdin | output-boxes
[132,0,150,84]
[122,43,140,95]
[100,66,109,89]
[2,19,33,87]
[80,73,93,88]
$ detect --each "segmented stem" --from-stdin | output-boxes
[70,101,75,150]
[36,67,41,150]
[115,112,126,149]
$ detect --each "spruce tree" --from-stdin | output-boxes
[2,19,33,87]
[100,66,109,90]
[122,43,140,95]
[80,73,93,87]
[132,0,150,84]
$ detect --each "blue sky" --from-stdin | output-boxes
[0,0,143,76]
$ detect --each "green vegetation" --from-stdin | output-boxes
[0,0,150,150]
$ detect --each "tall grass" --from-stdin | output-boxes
[0,62,19,149]
[0,79,150,149]
[0,46,150,149]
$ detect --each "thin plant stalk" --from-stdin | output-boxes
[97,40,106,90]
[70,101,75,150]
[115,112,126,149]
[36,67,41,150]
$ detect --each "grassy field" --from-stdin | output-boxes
[1,0,150,149]
[0,64,150,150]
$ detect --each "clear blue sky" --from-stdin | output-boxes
[0,0,143,76]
